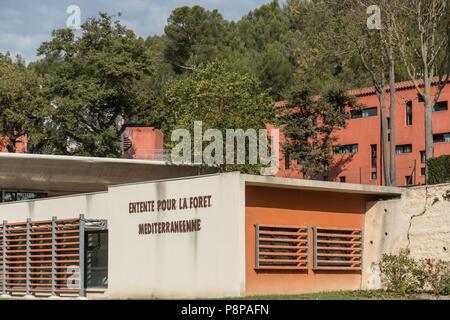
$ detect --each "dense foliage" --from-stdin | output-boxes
[427,155,450,185]
[0,1,447,177]
[0,54,50,152]
[164,61,275,173]
[279,87,359,178]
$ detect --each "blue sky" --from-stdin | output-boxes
[0,0,280,63]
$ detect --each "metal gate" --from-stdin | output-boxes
[0,215,85,297]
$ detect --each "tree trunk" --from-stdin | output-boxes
[378,91,391,186]
[423,76,434,170]
[388,45,397,186]
[6,137,16,153]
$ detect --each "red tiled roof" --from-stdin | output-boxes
[275,76,449,106]
[347,76,449,97]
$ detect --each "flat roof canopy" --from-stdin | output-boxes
[0,153,202,195]
[242,174,403,196]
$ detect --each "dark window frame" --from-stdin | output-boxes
[420,167,426,176]
[371,144,377,168]
[433,132,450,143]
[351,107,378,119]
[334,144,359,155]
[395,144,413,155]
[406,101,413,126]
[433,101,448,112]
[284,151,291,170]
[85,230,109,289]
[371,172,378,180]
[0,191,47,203]
[420,151,426,164]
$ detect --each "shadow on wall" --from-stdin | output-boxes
[328,154,355,181]
[245,186,378,214]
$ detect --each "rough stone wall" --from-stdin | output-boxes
[362,183,450,290]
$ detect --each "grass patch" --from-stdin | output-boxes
[234,290,424,300]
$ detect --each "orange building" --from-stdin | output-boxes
[276,80,450,187]
[0,135,27,153]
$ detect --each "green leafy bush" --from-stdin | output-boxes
[424,260,450,295]
[427,155,450,185]
[380,250,450,295]
[379,250,427,294]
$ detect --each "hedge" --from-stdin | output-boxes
[427,155,450,185]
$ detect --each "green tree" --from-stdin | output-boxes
[392,0,449,164]
[164,6,232,72]
[164,61,275,173]
[279,86,358,179]
[35,13,159,157]
[0,54,50,152]
[236,1,294,98]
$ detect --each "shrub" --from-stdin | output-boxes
[424,260,450,295]
[379,250,427,294]
[427,155,450,185]
[379,251,450,296]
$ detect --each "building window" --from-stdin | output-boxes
[334,144,358,154]
[371,172,377,180]
[396,144,412,154]
[388,133,391,142]
[433,132,450,143]
[405,176,413,186]
[339,176,346,183]
[0,191,47,203]
[406,101,413,126]
[421,167,426,176]
[386,117,390,130]
[351,107,378,119]
[420,151,426,164]
[313,227,363,270]
[433,101,448,112]
[371,144,377,168]
[85,231,109,289]
[418,93,424,103]
[254,224,308,270]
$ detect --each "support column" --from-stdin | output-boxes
[1,220,7,296]
[254,224,259,269]
[51,217,57,296]
[313,226,318,270]
[79,214,85,297]
[306,226,310,269]
[25,218,31,297]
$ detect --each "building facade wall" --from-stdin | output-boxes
[0,173,246,299]
[244,186,368,296]
[276,83,450,187]
[0,192,108,223]
[105,172,246,298]
[362,183,450,290]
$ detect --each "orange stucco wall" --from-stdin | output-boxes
[245,186,371,296]
[124,127,164,160]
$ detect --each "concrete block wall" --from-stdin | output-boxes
[362,183,450,290]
